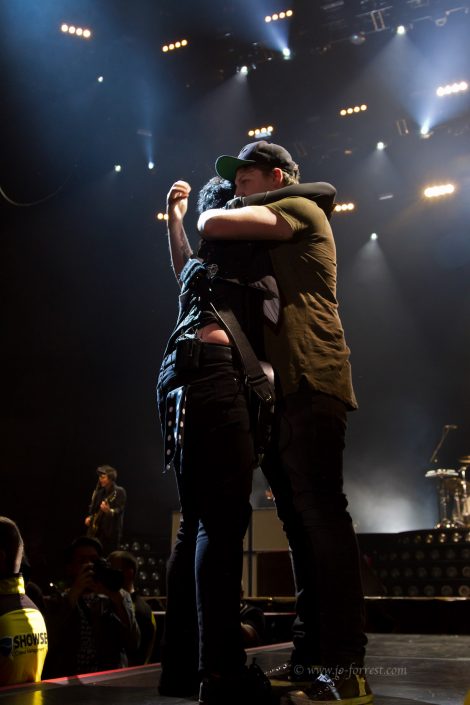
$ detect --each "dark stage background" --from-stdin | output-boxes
[1,0,469,583]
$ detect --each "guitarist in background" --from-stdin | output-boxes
[84,466,126,556]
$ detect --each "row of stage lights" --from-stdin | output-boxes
[60,23,91,38]
[162,39,188,53]
[248,126,274,138]
[436,80,468,97]
[265,9,293,22]
[340,104,367,117]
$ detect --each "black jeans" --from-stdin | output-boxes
[262,385,367,669]
[157,351,255,678]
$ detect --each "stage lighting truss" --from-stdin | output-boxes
[162,39,188,52]
[265,9,293,23]
[340,104,368,117]
[436,80,468,97]
[156,212,169,221]
[334,202,356,212]
[60,23,92,39]
[248,126,274,139]
[423,183,455,198]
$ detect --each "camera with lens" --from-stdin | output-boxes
[93,557,124,592]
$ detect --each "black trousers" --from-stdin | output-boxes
[157,349,255,677]
[262,385,367,669]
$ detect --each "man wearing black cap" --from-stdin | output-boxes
[84,466,126,555]
[196,141,372,705]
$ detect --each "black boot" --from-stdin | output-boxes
[199,660,272,705]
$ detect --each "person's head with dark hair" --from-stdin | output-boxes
[108,550,138,593]
[97,464,117,482]
[64,535,102,568]
[196,177,236,262]
[197,176,235,215]
[0,516,24,576]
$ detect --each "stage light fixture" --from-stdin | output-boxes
[162,39,188,53]
[436,81,468,97]
[370,233,378,240]
[248,126,274,138]
[350,33,366,46]
[396,25,406,34]
[114,164,122,173]
[148,161,155,170]
[376,141,386,150]
[282,47,291,59]
[420,123,430,136]
[340,104,367,117]
[238,65,249,75]
[265,9,293,22]
[60,23,92,39]
[97,76,104,83]
[156,212,169,221]
[423,183,455,199]
[334,203,355,212]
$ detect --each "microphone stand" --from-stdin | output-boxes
[429,426,452,466]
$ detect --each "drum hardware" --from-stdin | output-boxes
[425,466,470,529]
[426,424,467,528]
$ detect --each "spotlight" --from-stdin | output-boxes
[423,183,455,198]
[376,141,386,150]
[334,203,356,212]
[156,212,169,221]
[265,9,293,22]
[238,65,249,75]
[340,104,367,117]
[162,38,188,52]
[396,25,406,35]
[350,33,366,46]
[282,47,291,59]
[148,161,155,170]
[436,81,468,97]
[114,164,122,173]
[97,75,104,83]
[60,23,92,39]
[370,233,378,241]
[248,125,274,138]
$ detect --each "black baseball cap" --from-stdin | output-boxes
[215,141,298,183]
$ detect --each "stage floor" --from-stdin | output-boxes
[1,633,468,705]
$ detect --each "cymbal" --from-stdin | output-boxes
[459,456,470,464]
[425,468,458,478]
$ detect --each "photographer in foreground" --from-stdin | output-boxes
[43,536,139,678]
